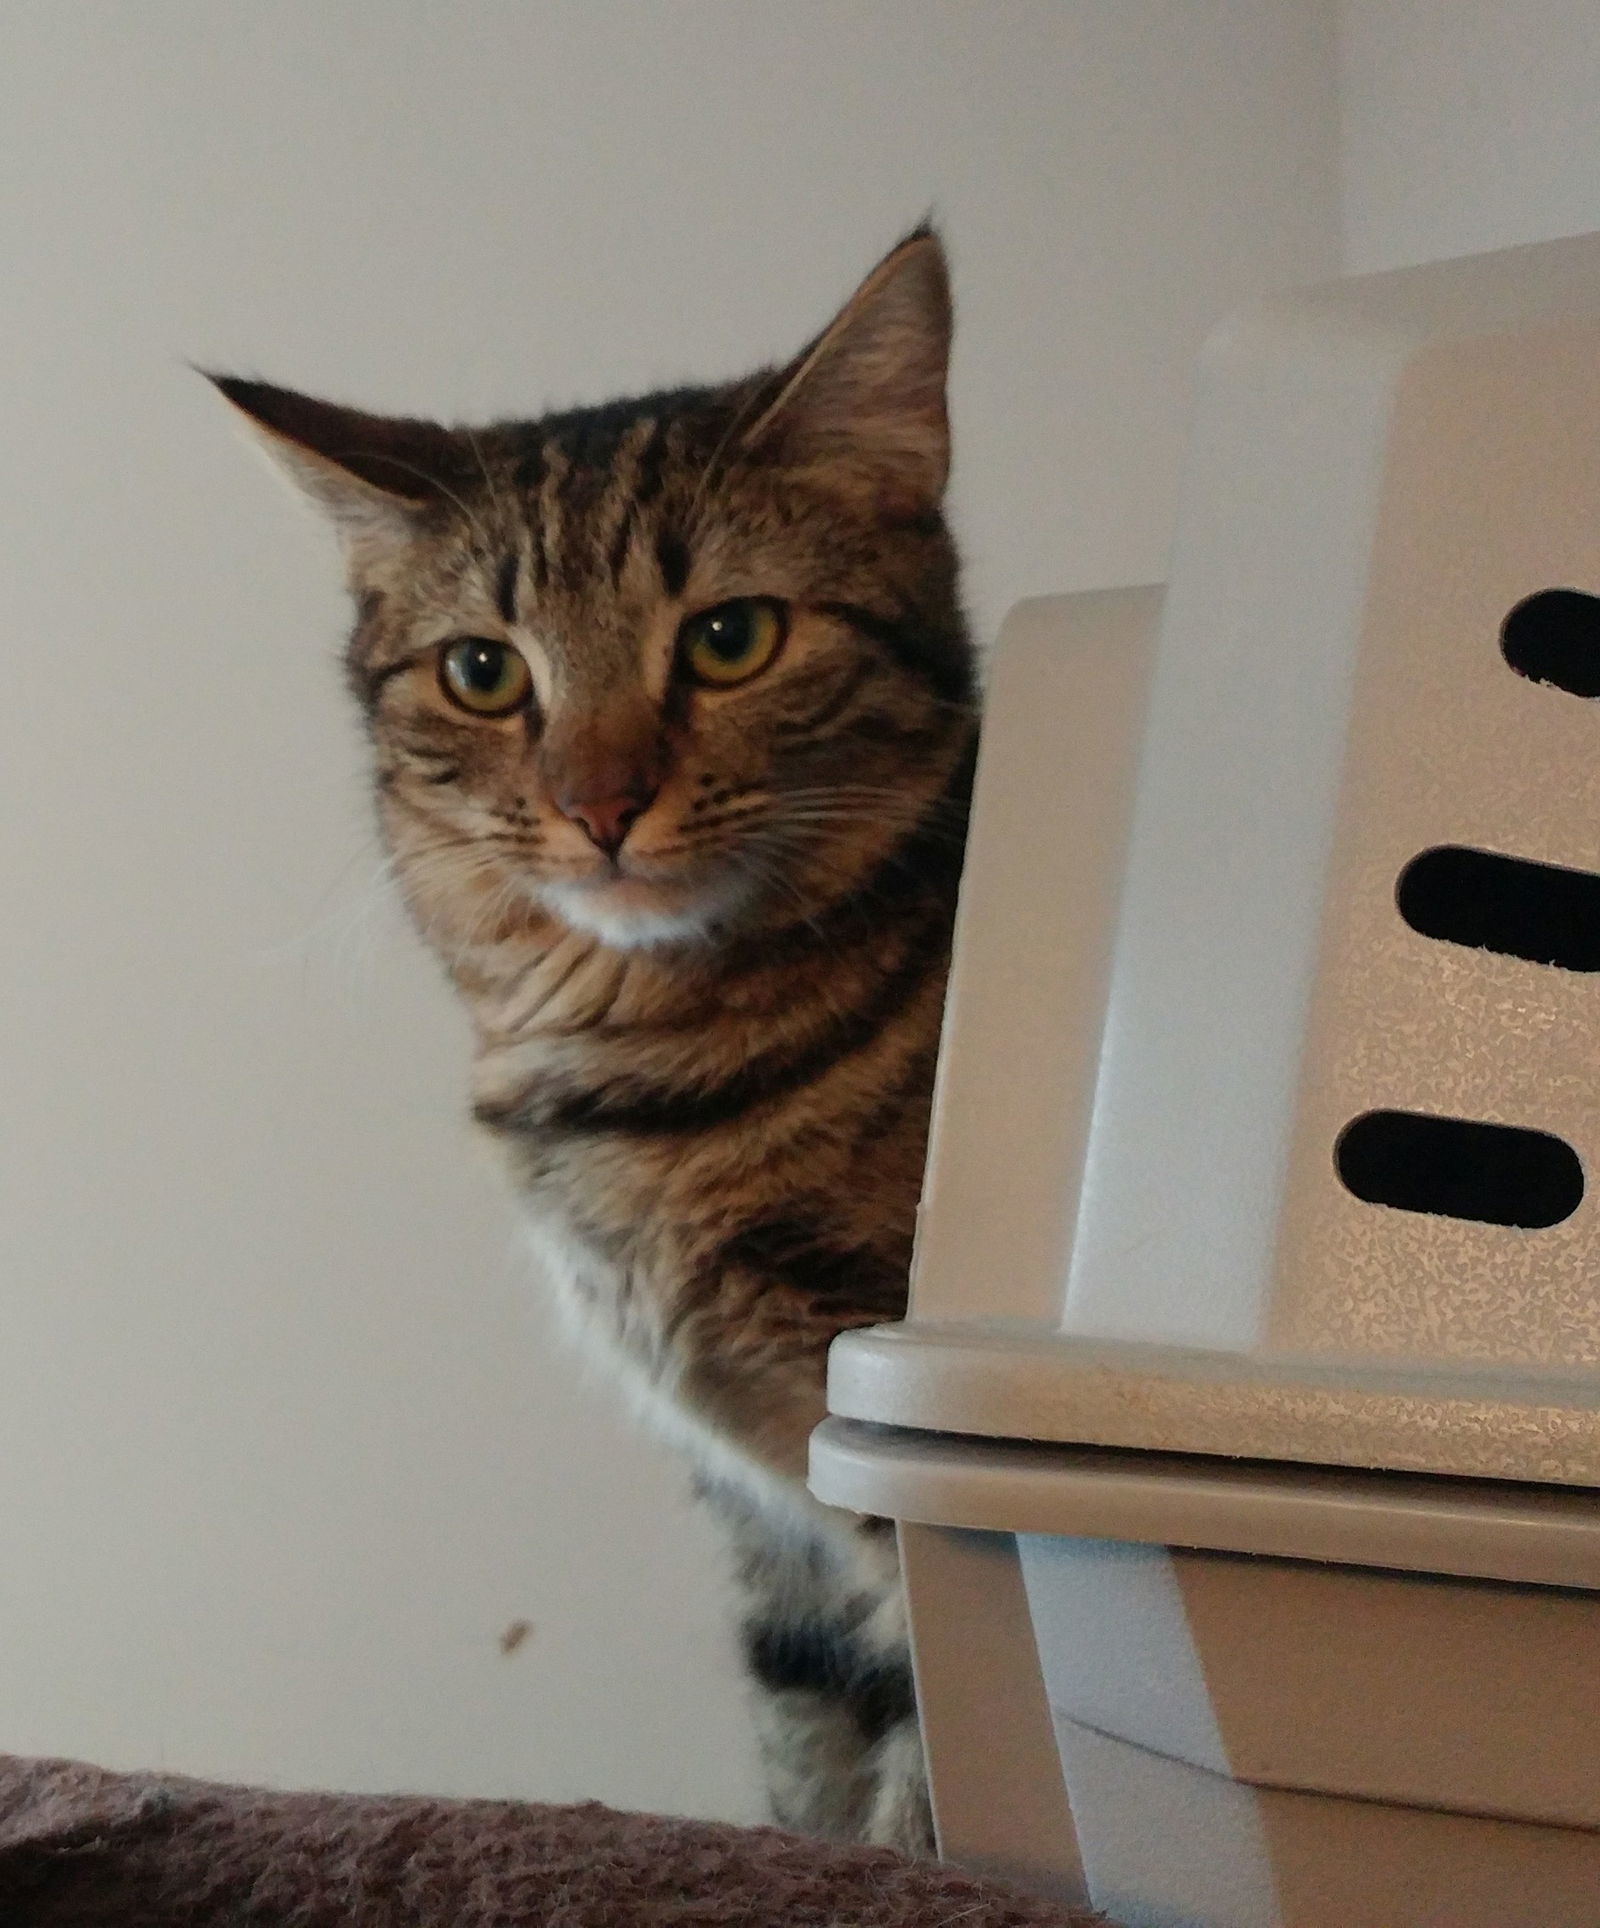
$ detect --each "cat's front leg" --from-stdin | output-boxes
[863,1713,936,1855]
[742,1603,931,1855]
[744,1655,878,1842]
[711,1489,933,1855]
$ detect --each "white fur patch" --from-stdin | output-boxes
[538,869,755,951]
[516,1212,843,1549]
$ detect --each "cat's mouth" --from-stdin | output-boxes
[536,853,757,951]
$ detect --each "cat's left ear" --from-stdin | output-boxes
[205,374,466,567]
[742,224,952,513]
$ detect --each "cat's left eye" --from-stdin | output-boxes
[678,599,787,688]
[439,637,533,716]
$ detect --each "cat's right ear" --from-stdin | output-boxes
[204,374,460,565]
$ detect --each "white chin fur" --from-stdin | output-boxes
[538,873,752,950]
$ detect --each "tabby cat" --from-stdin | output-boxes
[212,227,977,1855]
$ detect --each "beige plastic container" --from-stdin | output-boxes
[811,233,1600,1928]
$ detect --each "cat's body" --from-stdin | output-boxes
[214,230,975,1855]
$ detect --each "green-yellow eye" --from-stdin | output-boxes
[679,598,786,687]
[439,637,532,715]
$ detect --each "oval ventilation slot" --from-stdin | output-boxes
[1336,1110,1583,1229]
[1502,588,1600,697]
[1396,845,1600,971]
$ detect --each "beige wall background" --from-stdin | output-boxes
[0,0,1589,1822]
[1338,0,1600,271]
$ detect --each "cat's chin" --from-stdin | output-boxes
[537,870,754,952]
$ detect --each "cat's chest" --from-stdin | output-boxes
[513,1189,815,1523]
[511,1178,645,1340]
[507,1150,711,1386]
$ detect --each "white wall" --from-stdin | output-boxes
[0,2,1336,1817]
[1340,1,1600,272]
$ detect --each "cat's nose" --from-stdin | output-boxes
[557,788,654,857]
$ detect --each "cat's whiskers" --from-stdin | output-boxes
[323,847,424,977]
[724,841,835,951]
[761,810,966,851]
[251,840,397,969]
[395,840,531,953]
[446,868,535,977]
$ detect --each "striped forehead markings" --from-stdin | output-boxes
[655,529,690,599]
[494,551,520,624]
[529,440,570,592]
[598,415,661,587]
[513,413,684,596]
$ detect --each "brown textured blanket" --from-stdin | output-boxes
[0,1754,1106,1927]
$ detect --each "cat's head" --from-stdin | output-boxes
[212,228,974,958]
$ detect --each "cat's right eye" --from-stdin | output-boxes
[438,637,533,716]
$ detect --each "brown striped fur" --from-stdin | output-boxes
[211,229,976,1854]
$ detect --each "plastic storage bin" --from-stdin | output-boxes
[811,232,1600,1928]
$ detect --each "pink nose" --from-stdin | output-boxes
[558,790,652,857]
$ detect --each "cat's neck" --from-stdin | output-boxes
[454,917,690,1047]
